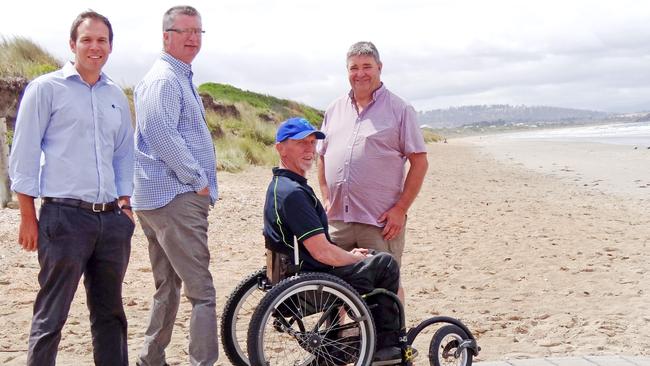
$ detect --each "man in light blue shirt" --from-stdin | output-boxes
[132,5,218,366]
[9,10,134,366]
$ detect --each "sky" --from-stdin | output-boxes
[2,0,650,113]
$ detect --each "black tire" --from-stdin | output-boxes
[221,268,268,366]
[429,325,473,366]
[247,272,376,366]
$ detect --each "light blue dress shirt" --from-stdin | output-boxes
[132,52,218,210]
[9,62,134,203]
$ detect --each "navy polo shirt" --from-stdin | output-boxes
[263,167,330,272]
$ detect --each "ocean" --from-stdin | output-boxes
[503,122,650,147]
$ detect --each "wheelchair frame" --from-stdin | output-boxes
[221,249,480,366]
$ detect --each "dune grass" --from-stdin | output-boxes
[214,135,278,172]
[199,82,323,127]
[205,105,279,172]
[421,128,445,143]
[199,84,324,172]
[0,36,61,79]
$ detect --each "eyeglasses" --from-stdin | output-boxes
[165,28,205,35]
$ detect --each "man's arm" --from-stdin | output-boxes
[303,233,366,267]
[113,93,135,199]
[378,152,428,240]
[112,93,135,222]
[9,81,52,251]
[317,155,330,210]
[17,193,38,251]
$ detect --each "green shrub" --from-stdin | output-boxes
[421,128,444,143]
[5,129,13,146]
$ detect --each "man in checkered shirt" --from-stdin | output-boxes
[131,5,219,366]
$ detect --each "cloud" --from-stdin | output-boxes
[2,0,650,112]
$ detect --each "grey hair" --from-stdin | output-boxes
[163,5,201,30]
[346,41,381,64]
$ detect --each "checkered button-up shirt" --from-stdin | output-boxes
[132,52,218,210]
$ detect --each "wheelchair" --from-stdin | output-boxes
[221,249,480,366]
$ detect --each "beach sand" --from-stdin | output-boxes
[1,139,648,365]
[467,134,650,202]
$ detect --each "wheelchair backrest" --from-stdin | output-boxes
[266,249,298,285]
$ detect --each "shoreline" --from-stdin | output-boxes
[460,134,649,204]
[1,141,649,364]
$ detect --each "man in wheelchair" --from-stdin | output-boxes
[262,117,406,365]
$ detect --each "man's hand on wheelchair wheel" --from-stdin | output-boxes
[379,205,406,241]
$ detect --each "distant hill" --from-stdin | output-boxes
[635,113,650,122]
[418,104,610,128]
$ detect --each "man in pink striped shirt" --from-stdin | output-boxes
[317,41,429,302]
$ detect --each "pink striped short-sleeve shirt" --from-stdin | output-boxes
[317,84,426,227]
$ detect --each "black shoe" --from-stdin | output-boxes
[371,346,402,366]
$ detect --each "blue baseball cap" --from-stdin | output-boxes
[276,117,325,143]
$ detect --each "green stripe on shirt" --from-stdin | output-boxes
[297,227,324,241]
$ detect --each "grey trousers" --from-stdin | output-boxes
[136,192,218,366]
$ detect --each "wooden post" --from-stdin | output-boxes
[1,77,29,209]
[0,117,10,208]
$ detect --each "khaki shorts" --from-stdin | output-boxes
[328,220,406,266]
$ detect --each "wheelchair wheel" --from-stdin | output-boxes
[221,268,268,366]
[429,324,473,366]
[247,272,376,366]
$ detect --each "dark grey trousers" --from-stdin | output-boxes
[329,252,401,348]
[28,203,134,366]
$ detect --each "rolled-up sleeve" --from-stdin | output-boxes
[400,104,427,156]
[9,81,50,197]
[113,93,135,197]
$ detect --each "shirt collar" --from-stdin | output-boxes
[348,82,386,105]
[161,52,193,77]
[273,167,307,185]
[62,61,107,85]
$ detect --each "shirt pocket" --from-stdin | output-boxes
[98,102,124,139]
[362,123,400,158]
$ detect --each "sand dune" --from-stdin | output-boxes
[0,140,648,365]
